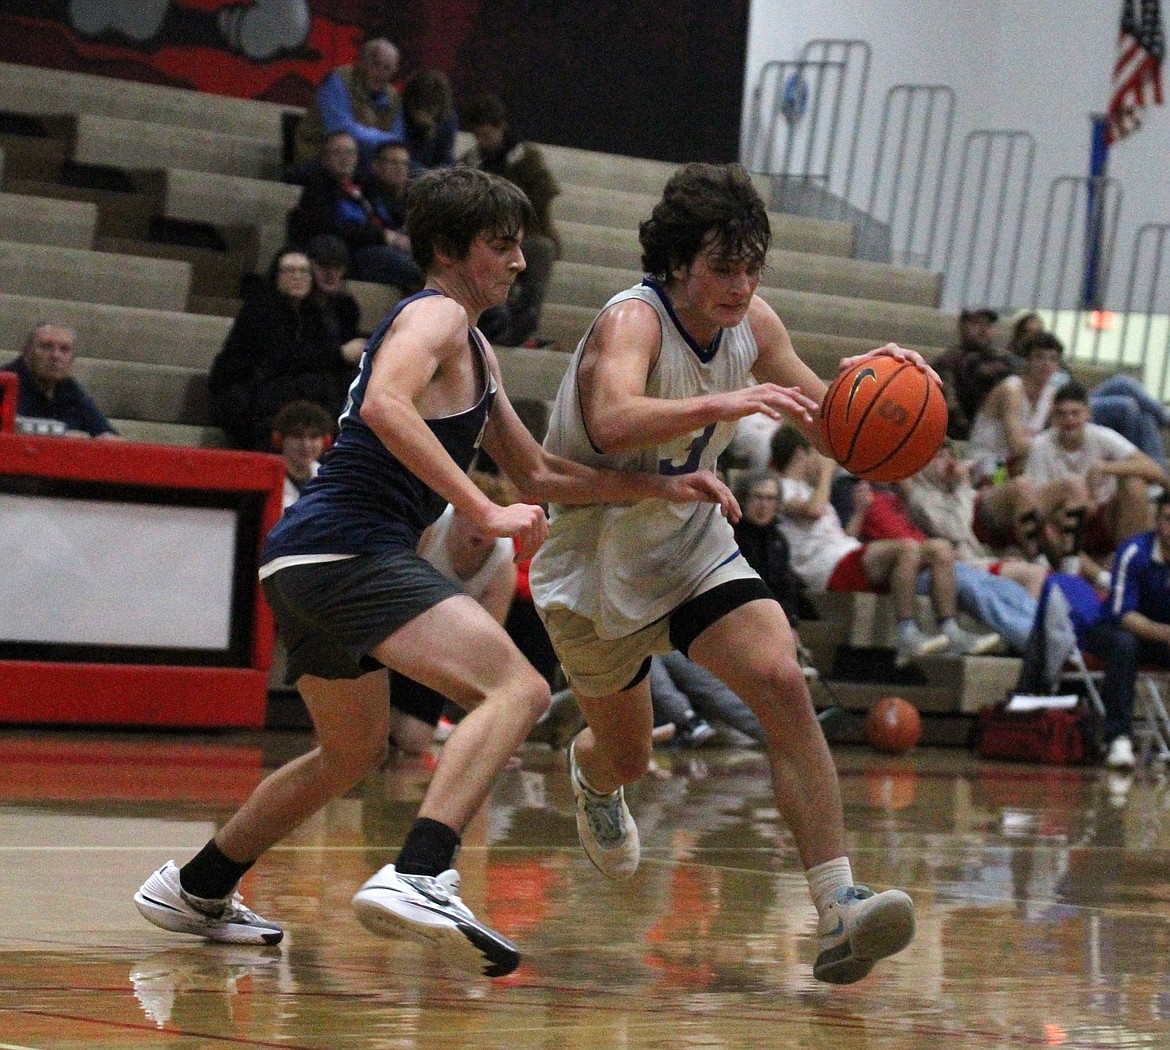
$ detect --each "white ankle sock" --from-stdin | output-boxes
[807,857,854,916]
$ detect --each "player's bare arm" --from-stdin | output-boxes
[579,298,818,455]
[360,294,547,555]
[1100,450,1168,484]
[479,350,740,522]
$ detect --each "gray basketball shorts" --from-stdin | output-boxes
[261,550,463,683]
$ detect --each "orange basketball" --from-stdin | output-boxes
[818,356,947,482]
[865,696,923,755]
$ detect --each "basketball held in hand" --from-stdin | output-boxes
[865,696,923,756]
[819,356,947,482]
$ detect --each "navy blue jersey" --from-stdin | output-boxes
[1107,531,1170,625]
[261,289,496,562]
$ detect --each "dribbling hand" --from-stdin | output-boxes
[840,342,942,386]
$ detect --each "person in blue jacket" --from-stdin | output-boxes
[1082,492,1170,769]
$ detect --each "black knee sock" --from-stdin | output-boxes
[180,839,255,901]
[395,817,461,877]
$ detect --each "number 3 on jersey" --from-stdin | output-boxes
[658,423,716,476]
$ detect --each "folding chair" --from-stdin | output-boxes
[1134,671,1170,765]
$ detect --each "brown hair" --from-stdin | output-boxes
[640,163,771,281]
[407,166,534,270]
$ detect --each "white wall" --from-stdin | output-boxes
[744,0,1168,314]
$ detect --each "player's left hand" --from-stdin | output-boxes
[658,470,741,523]
[840,342,941,386]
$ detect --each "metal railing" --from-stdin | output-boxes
[940,130,1035,312]
[743,39,870,202]
[1028,175,1123,357]
[745,38,1167,402]
[1118,223,1170,398]
[866,84,955,269]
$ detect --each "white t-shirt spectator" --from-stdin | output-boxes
[728,412,781,469]
[775,476,862,592]
[1024,422,1137,506]
[418,504,514,601]
[282,461,320,509]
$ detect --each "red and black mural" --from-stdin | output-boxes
[0,0,748,163]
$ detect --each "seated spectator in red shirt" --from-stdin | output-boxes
[848,476,1029,654]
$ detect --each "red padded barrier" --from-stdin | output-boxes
[0,433,284,727]
[0,371,16,433]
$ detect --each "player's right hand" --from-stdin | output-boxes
[482,501,549,562]
[720,384,819,426]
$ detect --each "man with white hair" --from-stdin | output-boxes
[1,323,119,438]
[294,37,405,169]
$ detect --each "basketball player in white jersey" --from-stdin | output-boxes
[133,168,735,979]
[530,162,930,984]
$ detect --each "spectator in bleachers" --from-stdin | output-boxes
[288,133,423,294]
[934,308,1013,440]
[840,468,1036,655]
[360,142,411,239]
[978,327,1170,471]
[459,93,560,347]
[1004,309,1045,371]
[904,441,1048,598]
[292,37,404,172]
[966,331,1069,486]
[733,470,818,628]
[272,399,335,510]
[208,247,356,450]
[769,426,998,666]
[1024,380,1166,567]
[303,234,369,363]
[1080,492,1170,770]
[401,69,458,173]
[2,323,119,439]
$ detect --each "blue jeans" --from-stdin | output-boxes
[650,651,765,744]
[1090,374,1169,466]
[916,562,1037,654]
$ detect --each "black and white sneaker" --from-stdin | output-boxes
[134,861,283,945]
[352,865,520,978]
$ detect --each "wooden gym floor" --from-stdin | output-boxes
[1,725,1169,1048]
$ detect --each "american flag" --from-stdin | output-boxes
[1107,0,1165,144]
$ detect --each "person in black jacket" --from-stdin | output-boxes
[208,248,357,449]
[733,469,817,626]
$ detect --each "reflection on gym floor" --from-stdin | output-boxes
[2,729,1169,1048]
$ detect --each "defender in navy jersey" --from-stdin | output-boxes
[529,162,933,984]
[134,167,734,977]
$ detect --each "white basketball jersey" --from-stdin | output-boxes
[530,281,759,638]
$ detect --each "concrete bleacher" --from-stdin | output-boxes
[556,220,941,307]
[71,113,282,181]
[0,61,294,142]
[0,293,230,370]
[546,259,953,348]
[0,240,191,311]
[553,181,856,258]
[0,192,98,249]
